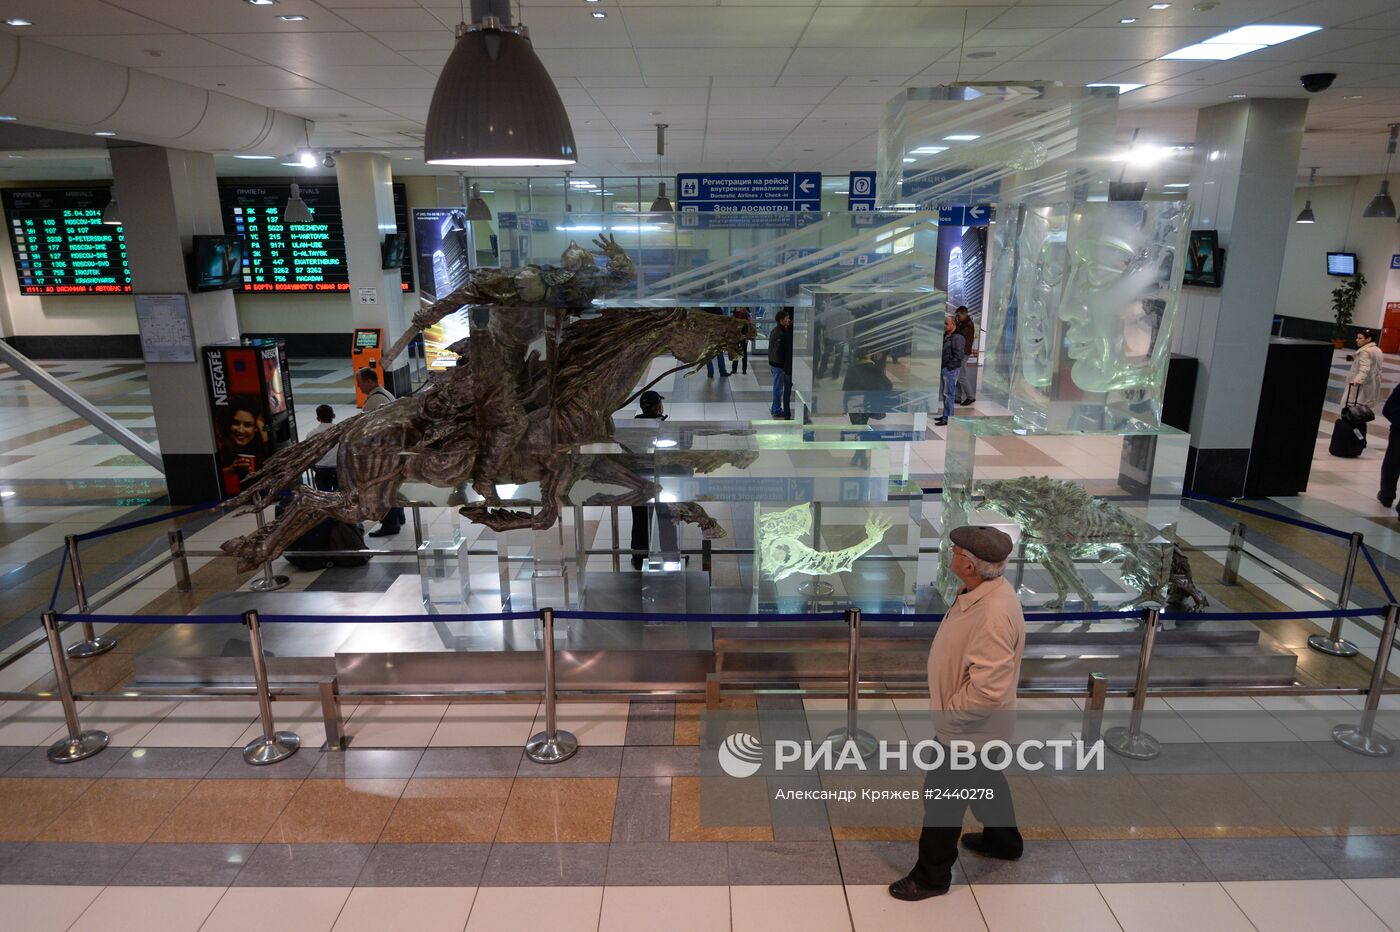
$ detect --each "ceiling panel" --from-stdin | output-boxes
[106,0,358,33]
[537,49,644,77]
[0,0,179,36]
[333,8,447,32]
[1016,26,1217,61]
[783,48,948,76]
[39,34,265,69]
[801,8,1002,47]
[635,48,788,76]
[204,32,415,72]
[374,32,457,51]
[618,9,809,47]
[988,6,1103,28]
[140,66,322,91]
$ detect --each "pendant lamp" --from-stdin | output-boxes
[101,195,121,226]
[425,0,576,166]
[649,123,673,211]
[284,183,313,224]
[466,183,492,221]
[1295,167,1317,224]
[1363,124,1398,219]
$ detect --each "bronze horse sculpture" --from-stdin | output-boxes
[222,239,756,571]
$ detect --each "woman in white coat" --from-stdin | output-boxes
[1350,329,1385,408]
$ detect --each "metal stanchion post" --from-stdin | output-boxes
[1309,531,1363,657]
[241,610,299,764]
[1081,672,1107,746]
[63,535,116,658]
[610,505,620,573]
[1221,522,1246,586]
[319,678,346,751]
[41,611,108,763]
[168,528,192,593]
[248,499,289,593]
[1333,603,1399,757]
[823,608,878,759]
[526,607,579,763]
[411,502,424,549]
[1104,607,1162,760]
[702,538,712,576]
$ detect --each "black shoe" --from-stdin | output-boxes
[960,397,976,405]
[719,371,729,378]
[1381,493,1395,508]
[934,417,948,426]
[888,874,950,901]
[960,831,1023,860]
[368,525,400,538]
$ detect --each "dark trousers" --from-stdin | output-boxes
[629,504,677,570]
[378,506,405,532]
[312,466,339,492]
[1383,427,1400,505]
[910,755,1022,887]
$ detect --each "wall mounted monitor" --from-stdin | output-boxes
[1,187,131,295]
[219,182,413,293]
[189,235,245,292]
[1183,229,1222,287]
[381,233,408,270]
[1326,251,1358,277]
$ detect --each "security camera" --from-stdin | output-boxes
[1300,73,1336,93]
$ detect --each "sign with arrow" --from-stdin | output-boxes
[676,172,823,213]
[938,204,991,227]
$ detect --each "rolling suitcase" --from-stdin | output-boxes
[1330,385,1368,458]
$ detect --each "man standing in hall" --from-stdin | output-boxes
[356,367,406,537]
[890,525,1026,901]
[768,307,795,419]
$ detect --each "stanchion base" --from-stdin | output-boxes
[797,580,835,597]
[66,635,117,659]
[249,575,291,593]
[1104,726,1161,761]
[1307,634,1360,657]
[47,730,109,764]
[525,730,579,764]
[243,731,300,765]
[1333,723,1395,758]
[823,727,879,760]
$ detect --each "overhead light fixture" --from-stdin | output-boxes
[1120,17,1138,24]
[1087,83,1144,94]
[591,10,606,17]
[322,152,336,168]
[1296,166,1318,223]
[650,122,673,211]
[424,0,577,166]
[1364,124,1399,218]
[466,182,492,220]
[4,18,33,27]
[94,131,116,137]
[277,14,307,21]
[944,134,980,141]
[244,0,277,5]
[284,182,313,223]
[101,195,121,226]
[233,154,276,160]
[1229,93,1247,99]
[902,157,916,163]
[0,115,15,121]
[1162,24,1321,60]
[910,146,948,154]
[1150,3,1172,8]
[1164,183,1190,188]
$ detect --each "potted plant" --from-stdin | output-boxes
[1332,272,1367,348]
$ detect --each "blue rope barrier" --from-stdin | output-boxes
[1183,490,1352,541]
[553,610,845,622]
[72,496,227,542]
[45,548,68,613]
[1361,544,1397,604]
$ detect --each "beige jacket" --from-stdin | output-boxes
[928,575,1025,744]
[361,386,395,412]
[1350,343,1384,408]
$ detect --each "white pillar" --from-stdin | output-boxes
[110,145,240,503]
[336,152,408,393]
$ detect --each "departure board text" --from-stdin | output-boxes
[2,188,131,295]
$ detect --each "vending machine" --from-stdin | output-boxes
[202,338,299,496]
[351,327,384,407]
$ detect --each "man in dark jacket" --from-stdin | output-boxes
[768,307,795,419]
[630,391,676,569]
[954,306,978,405]
[937,315,966,427]
[1378,382,1400,512]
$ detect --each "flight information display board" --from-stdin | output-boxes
[2,188,131,295]
[219,182,413,294]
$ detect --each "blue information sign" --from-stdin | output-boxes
[1392,254,1400,270]
[938,204,991,227]
[848,171,876,211]
[676,172,822,213]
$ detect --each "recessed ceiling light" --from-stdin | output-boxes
[1120,17,1138,24]
[277,14,307,21]
[245,0,278,5]
[94,131,116,137]
[0,115,15,121]
[1229,93,1247,99]
[233,154,276,160]
[1164,183,1190,188]
[1162,24,1321,61]
[1150,2,1172,9]
[1345,94,1364,100]
[591,10,606,17]
[902,157,916,163]
[966,50,996,59]
[4,18,32,26]
[1087,83,1145,94]
[944,134,980,141]
[911,146,948,154]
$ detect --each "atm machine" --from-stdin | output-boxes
[351,327,384,407]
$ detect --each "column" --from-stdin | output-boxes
[1174,98,1309,496]
[336,152,409,394]
[110,145,241,504]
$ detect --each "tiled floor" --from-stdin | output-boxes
[6,353,1400,928]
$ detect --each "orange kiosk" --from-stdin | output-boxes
[1382,302,1400,354]
[351,327,384,408]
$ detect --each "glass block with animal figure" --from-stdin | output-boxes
[418,540,472,611]
[752,497,924,612]
[940,415,1198,612]
[980,200,1192,433]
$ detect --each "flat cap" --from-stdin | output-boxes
[949,525,1013,563]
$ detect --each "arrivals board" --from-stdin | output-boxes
[219,183,413,294]
[2,188,131,295]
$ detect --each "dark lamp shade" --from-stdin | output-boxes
[649,182,673,212]
[1294,200,1315,224]
[1363,180,1395,219]
[101,197,121,225]
[425,30,577,167]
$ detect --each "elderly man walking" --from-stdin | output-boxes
[890,525,1026,901]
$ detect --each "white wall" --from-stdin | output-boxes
[1279,173,1400,329]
